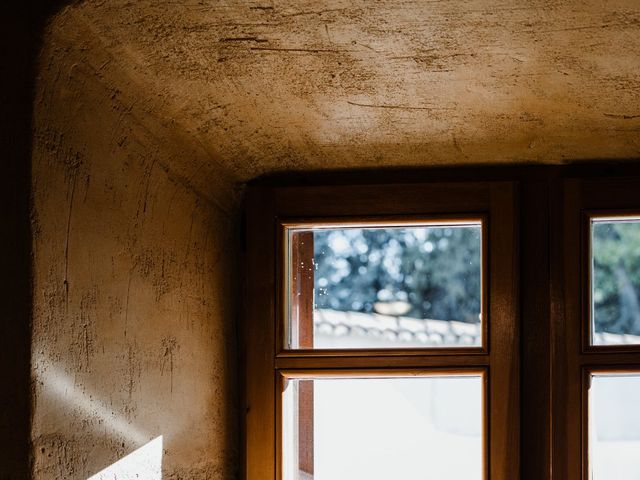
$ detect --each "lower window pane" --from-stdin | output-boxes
[589,373,640,480]
[282,374,484,480]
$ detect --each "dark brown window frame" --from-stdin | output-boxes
[244,179,519,480]
[278,213,489,356]
[560,176,640,480]
[279,214,489,478]
[581,209,640,354]
[275,367,490,480]
[242,164,640,480]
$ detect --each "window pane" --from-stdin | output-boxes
[591,218,640,345]
[282,375,484,480]
[589,373,640,480]
[286,222,483,349]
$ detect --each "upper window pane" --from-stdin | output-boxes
[590,217,640,346]
[285,220,483,350]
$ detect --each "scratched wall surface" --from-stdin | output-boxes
[30,0,640,478]
[63,0,640,179]
[31,8,238,479]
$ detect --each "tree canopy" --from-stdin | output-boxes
[313,226,481,323]
[311,221,640,336]
[593,221,640,336]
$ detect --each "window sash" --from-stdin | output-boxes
[244,179,519,480]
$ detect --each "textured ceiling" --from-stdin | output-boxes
[51,0,640,185]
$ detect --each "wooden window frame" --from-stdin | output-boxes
[244,180,519,480]
[559,176,640,480]
[243,164,640,480]
[581,210,640,354]
[276,367,489,480]
[278,214,489,356]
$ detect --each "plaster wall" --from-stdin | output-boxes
[61,0,640,174]
[30,9,237,479]
[24,0,640,478]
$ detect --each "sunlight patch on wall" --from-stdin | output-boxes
[34,351,148,445]
[88,436,163,480]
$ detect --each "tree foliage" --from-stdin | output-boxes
[313,226,481,323]
[310,221,640,335]
[593,222,640,335]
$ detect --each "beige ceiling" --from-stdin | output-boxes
[50,0,640,184]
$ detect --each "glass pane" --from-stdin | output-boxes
[286,222,483,349]
[282,374,484,480]
[591,218,640,345]
[589,373,640,480]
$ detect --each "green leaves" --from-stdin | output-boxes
[592,222,640,335]
[313,226,481,323]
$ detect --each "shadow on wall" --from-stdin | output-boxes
[0,1,70,477]
[28,1,239,478]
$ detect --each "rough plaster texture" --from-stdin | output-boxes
[28,0,640,478]
[60,0,640,181]
[31,8,237,479]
